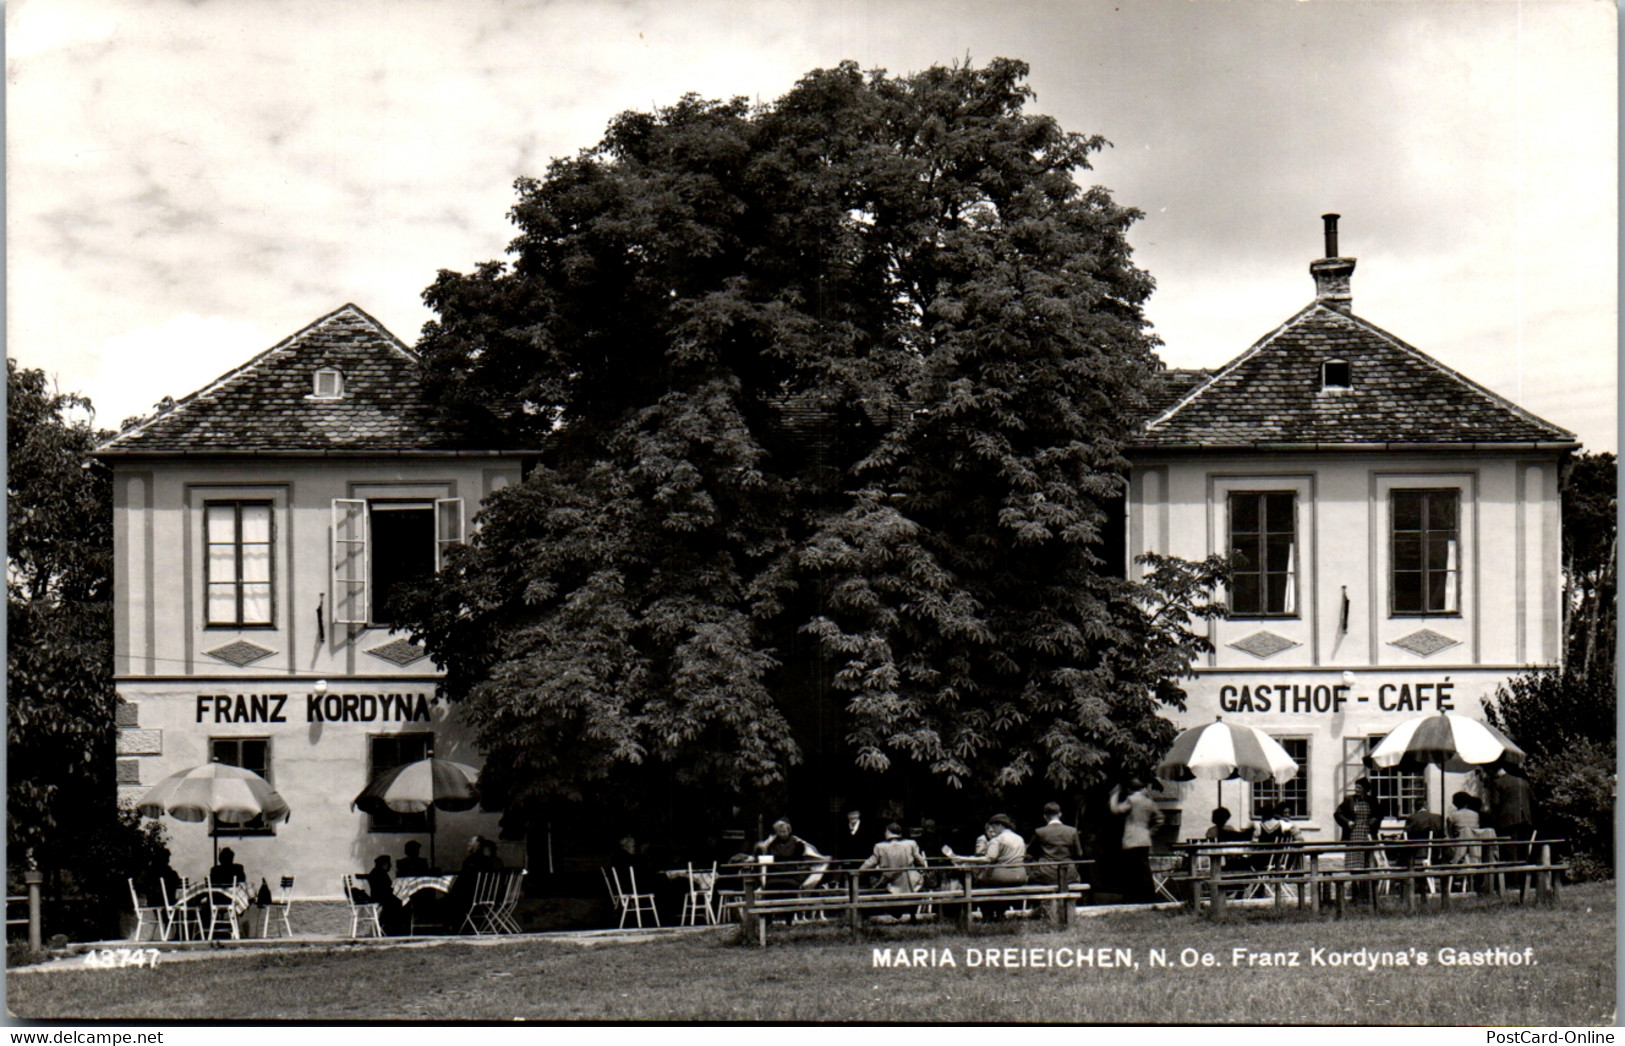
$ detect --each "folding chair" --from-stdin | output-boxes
[203,883,243,940]
[261,876,295,938]
[460,872,502,935]
[612,867,660,928]
[128,879,168,942]
[602,867,625,921]
[163,879,204,941]
[1149,855,1183,903]
[488,869,527,934]
[679,862,718,926]
[342,874,383,937]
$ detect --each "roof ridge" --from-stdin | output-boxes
[1145,302,1322,430]
[97,304,414,452]
[1336,309,1577,442]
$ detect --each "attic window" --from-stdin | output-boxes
[1321,360,1352,390]
[312,369,344,399]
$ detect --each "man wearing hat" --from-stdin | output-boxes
[942,814,1027,919]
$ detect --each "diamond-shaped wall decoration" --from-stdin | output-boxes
[1390,629,1460,657]
[365,638,428,667]
[205,639,276,667]
[1229,631,1299,659]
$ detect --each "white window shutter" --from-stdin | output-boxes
[332,498,368,625]
[435,498,465,568]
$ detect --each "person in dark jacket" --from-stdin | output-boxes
[208,847,247,888]
[396,840,430,877]
[1029,802,1085,888]
[363,854,408,935]
[1491,764,1537,887]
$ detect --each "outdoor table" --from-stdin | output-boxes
[176,881,251,939]
[393,875,457,902]
[178,881,251,914]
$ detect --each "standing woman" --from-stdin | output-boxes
[1108,779,1162,904]
[1334,778,1385,902]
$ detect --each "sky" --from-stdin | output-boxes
[7,0,1617,451]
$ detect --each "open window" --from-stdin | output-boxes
[332,498,463,628]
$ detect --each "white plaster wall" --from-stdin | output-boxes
[118,681,509,899]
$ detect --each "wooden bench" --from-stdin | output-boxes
[723,860,1092,946]
[1169,838,1566,918]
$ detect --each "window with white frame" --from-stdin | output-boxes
[205,501,274,627]
[1251,737,1309,819]
[1227,491,1297,617]
[1341,735,1425,817]
[1391,489,1460,615]
[332,497,464,627]
[211,737,274,835]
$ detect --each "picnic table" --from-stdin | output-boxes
[1167,835,1566,918]
[720,858,1093,946]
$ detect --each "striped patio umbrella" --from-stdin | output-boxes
[1156,717,1300,785]
[352,757,480,868]
[1367,712,1525,774]
[137,762,292,825]
[1369,712,1524,828]
[136,762,291,861]
[352,757,480,815]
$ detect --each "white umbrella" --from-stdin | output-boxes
[1369,711,1525,833]
[1156,717,1300,808]
[1368,712,1525,773]
[136,762,291,861]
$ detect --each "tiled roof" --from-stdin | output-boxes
[1141,368,1212,420]
[1136,303,1576,448]
[96,305,477,454]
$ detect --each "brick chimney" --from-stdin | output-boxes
[1310,213,1356,313]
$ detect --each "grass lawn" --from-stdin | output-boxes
[8,883,1614,1024]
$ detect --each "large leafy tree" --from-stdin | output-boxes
[400,60,1225,821]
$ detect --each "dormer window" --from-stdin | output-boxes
[312,368,344,399]
[1321,360,1351,390]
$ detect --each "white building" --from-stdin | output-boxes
[98,305,531,895]
[1128,216,1577,839]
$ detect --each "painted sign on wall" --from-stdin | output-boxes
[1217,678,1457,714]
[193,692,435,724]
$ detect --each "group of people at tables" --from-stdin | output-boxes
[741,801,1091,920]
[353,835,507,935]
[1194,763,1537,894]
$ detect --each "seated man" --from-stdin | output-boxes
[754,819,828,892]
[1028,802,1084,889]
[1205,807,1258,873]
[364,854,409,936]
[208,847,247,888]
[1399,806,1446,894]
[942,814,1026,919]
[396,840,430,878]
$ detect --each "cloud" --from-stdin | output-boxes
[91,313,277,428]
[8,0,1614,451]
